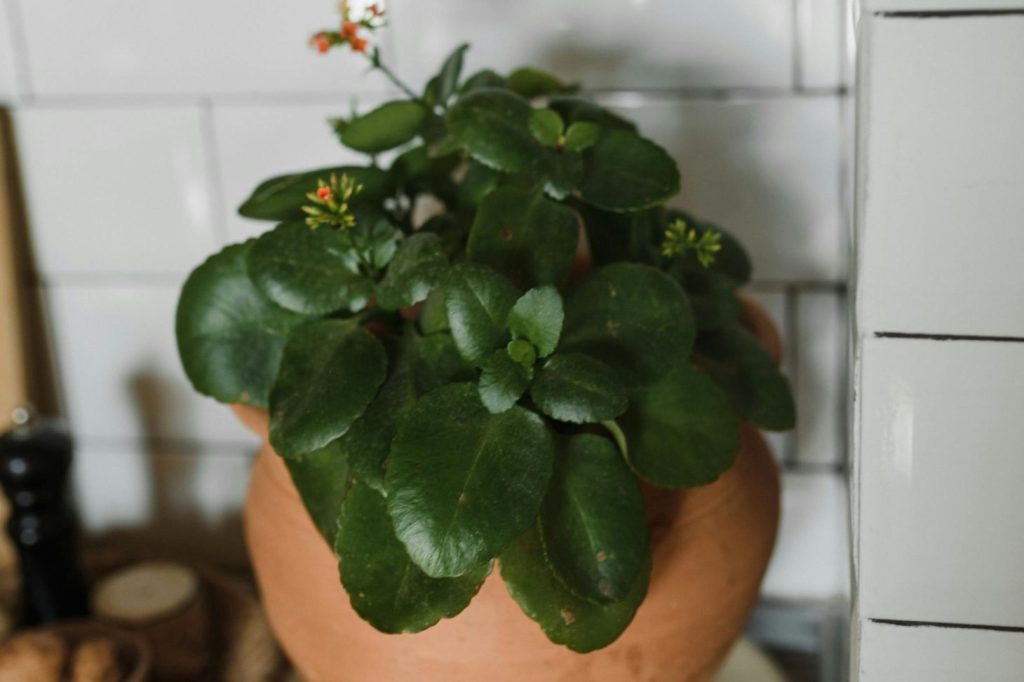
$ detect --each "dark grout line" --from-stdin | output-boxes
[870,618,1024,634]
[874,331,1024,344]
[876,9,1024,18]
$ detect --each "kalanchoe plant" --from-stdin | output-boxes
[176,2,794,653]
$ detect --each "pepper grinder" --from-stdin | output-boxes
[0,406,89,625]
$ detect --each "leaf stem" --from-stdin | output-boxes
[366,48,420,102]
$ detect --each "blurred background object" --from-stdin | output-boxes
[0,0,854,678]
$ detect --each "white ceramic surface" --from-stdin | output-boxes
[763,471,850,601]
[798,0,848,88]
[389,0,794,91]
[72,441,252,565]
[0,0,19,103]
[44,284,258,445]
[16,0,392,96]
[796,291,847,465]
[211,101,381,243]
[858,337,1024,627]
[857,620,1024,682]
[14,106,220,276]
[610,97,845,282]
[858,15,1024,337]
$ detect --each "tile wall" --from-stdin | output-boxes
[0,0,852,610]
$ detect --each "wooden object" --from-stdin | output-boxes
[93,561,212,680]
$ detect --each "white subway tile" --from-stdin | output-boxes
[612,97,844,281]
[859,16,1024,337]
[746,289,794,463]
[72,442,252,565]
[17,0,391,96]
[797,0,847,88]
[211,101,379,243]
[859,337,1024,627]
[795,291,846,465]
[858,620,1024,682]
[390,0,794,91]
[14,107,220,276]
[44,284,258,446]
[863,0,1024,9]
[762,471,850,601]
[0,0,19,103]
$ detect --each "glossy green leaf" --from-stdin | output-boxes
[176,242,304,407]
[548,96,637,132]
[386,383,554,577]
[238,165,391,221]
[286,439,350,542]
[580,204,662,267]
[460,69,506,93]
[508,286,563,358]
[697,326,796,431]
[500,524,650,653]
[247,222,371,315]
[530,353,627,424]
[269,321,387,458]
[563,122,601,152]
[443,264,521,363]
[533,149,584,201]
[528,108,564,147]
[478,350,531,414]
[540,434,647,603]
[617,363,739,487]
[467,187,580,288]
[446,88,536,172]
[678,269,743,331]
[560,263,695,386]
[506,67,577,99]
[426,43,469,107]
[339,100,428,154]
[336,481,489,634]
[456,162,501,211]
[376,232,448,310]
[410,329,476,393]
[579,130,680,212]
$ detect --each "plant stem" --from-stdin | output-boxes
[365,50,419,101]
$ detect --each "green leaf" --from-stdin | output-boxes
[528,108,564,147]
[376,232,448,310]
[506,67,577,99]
[446,88,536,173]
[460,69,506,93]
[246,222,370,315]
[286,439,350,542]
[269,321,388,458]
[418,287,450,334]
[560,263,695,387]
[478,350,531,414]
[540,434,647,603]
[176,242,304,407]
[579,130,680,212]
[386,383,554,577]
[533,149,584,201]
[338,101,428,154]
[238,166,391,221]
[467,187,580,288]
[336,481,490,634]
[616,363,739,487]
[563,122,601,152]
[500,524,650,653]
[580,204,662,267]
[425,43,469,107]
[548,96,637,132]
[340,336,419,492]
[508,286,564,358]
[697,326,796,431]
[678,269,744,331]
[409,329,476,393]
[443,264,521,363]
[456,161,501,211]
[530,353,627,424]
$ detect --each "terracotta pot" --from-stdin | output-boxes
[238,300,781,682]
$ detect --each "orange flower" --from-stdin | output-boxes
[350,35,369,53]
[368,3,384,17]
[340,21,360,40]
[310,32,331,54]
[316,186,333,201]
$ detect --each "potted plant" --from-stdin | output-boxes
[176,4,794,680]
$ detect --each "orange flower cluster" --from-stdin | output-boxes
[309,2,385,55]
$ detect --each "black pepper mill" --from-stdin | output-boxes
[0,406,89,625]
